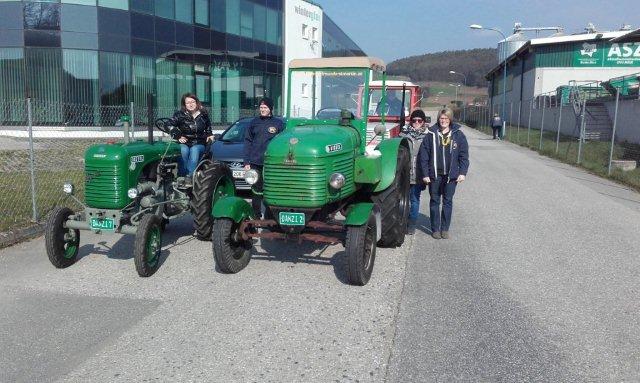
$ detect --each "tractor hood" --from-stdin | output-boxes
[265,124,360,161]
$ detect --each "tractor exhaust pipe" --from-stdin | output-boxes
[399,82,407,130]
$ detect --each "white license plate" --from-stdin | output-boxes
[232,170,245,178]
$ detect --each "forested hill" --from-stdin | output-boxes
[387,48,498,87]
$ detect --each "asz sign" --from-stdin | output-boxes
[574,42,640,67]
[606,43,640,65]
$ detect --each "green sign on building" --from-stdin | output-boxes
[574,42,640,67]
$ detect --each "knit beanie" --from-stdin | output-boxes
[259,97,274,114]
[410,109,427,120]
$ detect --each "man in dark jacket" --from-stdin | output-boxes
[418,108,469,239]
[491,113,502,140]
[243,97,284,218]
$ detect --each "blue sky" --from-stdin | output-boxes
[317,0,640,63]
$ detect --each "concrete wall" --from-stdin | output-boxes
[604,98,640,143]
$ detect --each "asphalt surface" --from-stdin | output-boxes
[1,127,639,382]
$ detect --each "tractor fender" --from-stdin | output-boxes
[212,196,254,223]
[344,202,381,239]
[372,137,411,193]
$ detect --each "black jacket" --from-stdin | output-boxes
[418,123,469,180]
[165,110,212,146]
[243,116,285,166]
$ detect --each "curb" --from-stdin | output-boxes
[0,223,44,249]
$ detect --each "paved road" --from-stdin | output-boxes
[1,127,639,382]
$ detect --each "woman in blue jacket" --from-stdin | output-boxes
[418,108,469,239]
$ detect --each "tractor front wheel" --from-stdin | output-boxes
[372,145,410,247]
[45,207,80,268]
[345,212,377,286]
[212,218,251,273]
[134,214,163,277]
[192,162,234,241]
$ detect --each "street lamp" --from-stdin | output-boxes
[448,83,460,105]
[449,70,467,121]
[470,23,507,137]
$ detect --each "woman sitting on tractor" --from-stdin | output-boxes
[165,93,213,186]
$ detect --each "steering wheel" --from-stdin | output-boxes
[155,118,175,135]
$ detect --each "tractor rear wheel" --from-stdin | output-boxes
[45,207,80,268]
[134,214,163,277]
[345,212,377,286]
[191,162,234,241]
[212,218,251,273]
[372,145,410,247]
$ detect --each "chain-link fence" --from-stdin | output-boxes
[0,98,257,236]
[462,77,640,192]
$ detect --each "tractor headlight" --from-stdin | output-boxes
[329,173,346,189]
[244,169,259,185]
[127,188,139,199]
[62,182,74,195]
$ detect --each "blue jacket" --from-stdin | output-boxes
[243,116,285,166]
[418,123,469,181]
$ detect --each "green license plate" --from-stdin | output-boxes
[279,212,305,226]
[90,217,115,230]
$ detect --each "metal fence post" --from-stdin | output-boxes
[607,89,620,175]
[556,101,563,154]
[539,98,546,151]
[577,96,586,164]
[27,98,38,222]
[129,101,135,132]
[527,99,533,146]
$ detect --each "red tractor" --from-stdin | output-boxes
[357,80,424,146]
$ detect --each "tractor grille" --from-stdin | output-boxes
[85,163,128,209]
[264,163,327,207]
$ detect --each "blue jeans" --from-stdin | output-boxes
[409,184,424,221]
[428,176,457,232]
[179,144,205,176]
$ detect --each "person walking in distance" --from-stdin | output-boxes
[243,98,284,218]
[491,112,502,140]
[418,108,469,239]
[400,109,428,233]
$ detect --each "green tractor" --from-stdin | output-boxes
[45,116,235,277]
[211,57,411,286]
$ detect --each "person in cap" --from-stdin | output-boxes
[243,97,284,218]
[399,109,428,232]
[418,108,469,239]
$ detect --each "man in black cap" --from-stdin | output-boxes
[243,97,284,218]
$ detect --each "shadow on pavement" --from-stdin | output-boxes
[74,217,197,273]
[252,237,352,284]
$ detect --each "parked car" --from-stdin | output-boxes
[210,117,285,190]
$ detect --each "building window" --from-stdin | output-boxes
[130,0,154,14]
[240,0,253,38]
[311,27,318,42]
[194,0,208,26]
[155,0,174,20]
[0,48,25,123]
[302,24,308,40]
[98,0,128,10]
[175,0,193,24]
[24,2,60,31]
